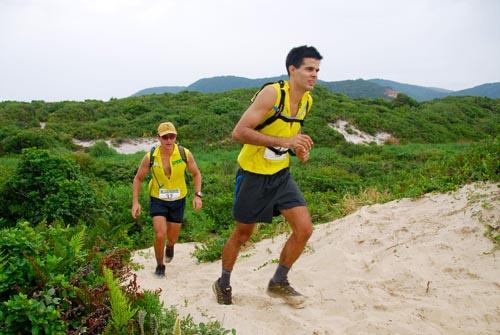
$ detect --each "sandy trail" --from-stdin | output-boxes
[132,183,499,335]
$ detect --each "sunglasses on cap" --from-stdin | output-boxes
[160,133,176,140]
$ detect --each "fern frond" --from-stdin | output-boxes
[103,266,138,333]
[69,227,86,256]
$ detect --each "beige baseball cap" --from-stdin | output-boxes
[157,122,177,136]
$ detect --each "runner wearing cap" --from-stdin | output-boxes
[132,121,203,277]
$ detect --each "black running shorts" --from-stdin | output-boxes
[232,168,306,224]
[150,197,186,223]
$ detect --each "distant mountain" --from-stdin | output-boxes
[319,79,395,99]
[368,79,450,101]
[187,75,288,93]
[132,76,394,99]
[132,86,186,96]
[132,75,288,96]
[450,83,500,99]
[368,79,500,101]
[132,77,500,101]
[427,86,454,93]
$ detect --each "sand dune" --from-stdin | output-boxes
[132,183,499,335]
[73,138,157,154]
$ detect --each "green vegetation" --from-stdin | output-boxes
[1,86,498,151]
[103,267,138,334]
[0,87,498,333]
[0,149,100,226]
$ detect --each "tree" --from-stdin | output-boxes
[392,93,419,108]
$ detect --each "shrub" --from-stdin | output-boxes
[0,222,45,298]
[0,148,99,226]
[89,140,117,157]
[0,128,72,154]
[392,93,419,107]
[0,292,67,334]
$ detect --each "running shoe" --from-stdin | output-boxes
[212,279,232,305]
[267,280,306,307]
[165,245,174,263]
[154,264,166,277]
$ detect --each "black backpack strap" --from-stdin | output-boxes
[261,83,308,128]
[177,144,191,184]
[251,81,276,103]
[254,81,306,157]
[148,146,162,188]
[272,114,305,126]
[178,145,187,164]
[255,80,286,131]
[149,146,156,169]
[301,94,312,127]
[266,146,297,157]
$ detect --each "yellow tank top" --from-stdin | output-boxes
[148,144,190,201]
[237,81,313,175]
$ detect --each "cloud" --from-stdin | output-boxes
[1,0,499,101]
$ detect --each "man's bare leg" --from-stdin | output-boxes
[152,216,167,276]
[165,222,181,262]
[267,206,313,307]
[278,206,313,268]
[221,222,256,272]
[213,223,255,304]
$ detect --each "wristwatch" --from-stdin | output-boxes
[195,191,203,198]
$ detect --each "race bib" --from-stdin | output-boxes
[263,147,287,161]
[159,188,181,200]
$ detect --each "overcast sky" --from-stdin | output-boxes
[1,0,499,102]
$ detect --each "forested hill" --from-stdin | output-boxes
[188,75,288,93]
[132,76,500,101]
[1,86,498,155]
[369,79,500,101]
[131,76,396,99]
[133,85,186,95]
[131,75,288,96]
[368,79,451,101]
[451,82,500,99]
[320,79,392,99]
[183,76,392,98]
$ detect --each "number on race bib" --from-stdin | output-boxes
[159,188,181,200]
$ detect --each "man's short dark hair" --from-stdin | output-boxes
[285,45,323,75]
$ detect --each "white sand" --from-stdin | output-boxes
[73,138,158,154]
[329,120,393,145]
[73,118,393,154]
[132,183,500,334]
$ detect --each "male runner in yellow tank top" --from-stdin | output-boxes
[132,122,203,277]
[213,46,322,307]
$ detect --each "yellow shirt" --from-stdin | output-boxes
[148,144,190,201]
[237,81,312,175]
